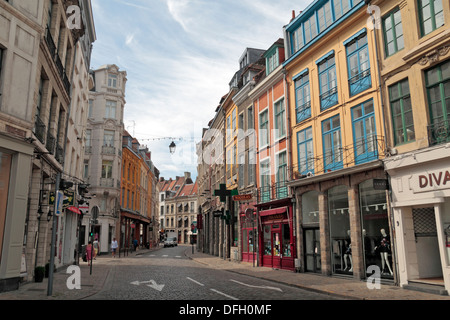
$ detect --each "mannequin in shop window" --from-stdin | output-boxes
[375,229,393,276]
[343,230,353,272]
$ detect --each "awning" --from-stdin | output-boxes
[121,211,151,224]
[259,207,287,217]
[67,206,81,214]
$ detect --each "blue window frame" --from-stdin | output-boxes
[346,30,371,96]
[351,99,378,164]
[295,71,311,123]
[322,115,343,172]
[297,127,314,175]
[318,53,338,111]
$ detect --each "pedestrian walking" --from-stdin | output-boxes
[93,237,99,259]
[111,238,118,258]
[133,238,138,251]
[86,241,93,266]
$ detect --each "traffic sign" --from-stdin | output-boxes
[55,191,64,216]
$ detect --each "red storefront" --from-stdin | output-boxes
[240,207,257,264]
[258,204,296,271]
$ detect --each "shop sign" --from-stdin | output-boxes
[410,169,450,193]
[233,194,253,201]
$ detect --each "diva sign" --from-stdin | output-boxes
[409,169,450,193]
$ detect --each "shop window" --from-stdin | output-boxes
[263,225,272,256]
[282,224,292,257]
[359,179,393,278]
[302,191,319,225]
[328,185,351,275]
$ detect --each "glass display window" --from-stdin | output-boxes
[282,224,291,257]
[359,179,392,278]
[328,185,351,275]
[302,191,319,225]
[263,225,272,256]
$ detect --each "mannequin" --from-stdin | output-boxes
[343,230,353,272]
[375,229,393,276]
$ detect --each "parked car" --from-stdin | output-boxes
[164,237,177,247]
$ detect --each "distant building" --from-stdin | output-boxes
[85,64,127,254]
[158,173,198,244]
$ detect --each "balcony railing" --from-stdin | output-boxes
[46,132,56,154]
[102,145,116,155]
[45,28,56,60]
[55,144,64,165]
[33,115,46,144]
[100,178,114,187]
[290,135,385,180]
[257,181,289,204]
[44,27,71,96]
[428,120,450,146]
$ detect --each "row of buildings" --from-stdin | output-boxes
[0,0,159,293]
[196,0,450,295]
[158,173,198,245]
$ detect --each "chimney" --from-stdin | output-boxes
[292,10,295,21]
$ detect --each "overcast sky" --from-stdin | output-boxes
[90,0,309,181]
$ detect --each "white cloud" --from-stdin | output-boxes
[90,0,310,179]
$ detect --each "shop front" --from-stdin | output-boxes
[258,205,295,271]
[240,207,257,264]
[291,164,393,280]
[385,145,450,294]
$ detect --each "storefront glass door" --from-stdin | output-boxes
[272,225,281,268]
[304,228,321,273]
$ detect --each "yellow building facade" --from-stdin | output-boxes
[284,0,393,280]
[375,0,450,294]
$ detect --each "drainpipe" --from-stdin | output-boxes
[368,2,399,286]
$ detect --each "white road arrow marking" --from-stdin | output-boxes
[147,280,165,292]
[130,280,165,292]
[230,279,283,292]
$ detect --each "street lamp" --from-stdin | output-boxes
[169,141,176,154]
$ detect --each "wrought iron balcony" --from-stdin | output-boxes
[44,28,71,96]
[102,145,116,155]
[45,28,56,60]
[428,120,450,146]
[100,178,114,188]
[290,135,385,180]
[257,181,289,204]
[33,115,46,144]
[46,132,56,155]
[55,144,64,165]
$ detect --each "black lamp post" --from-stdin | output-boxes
[169,141,176,154]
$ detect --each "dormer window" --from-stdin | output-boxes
[108,74,117,88]
[266,49,279,75]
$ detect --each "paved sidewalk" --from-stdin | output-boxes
[184,248,450,300]
[1,245,449,300]
[0,246,156,300]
